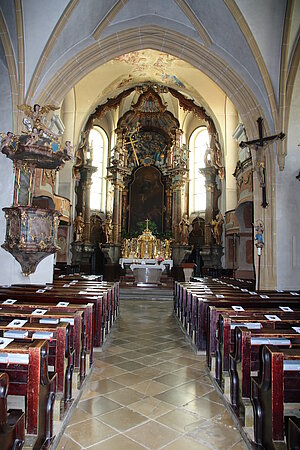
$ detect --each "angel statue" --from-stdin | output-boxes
[18,103,59,138]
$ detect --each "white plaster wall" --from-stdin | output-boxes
[23,0,69,93]
[276,69,300,289]
[236,0,286,102]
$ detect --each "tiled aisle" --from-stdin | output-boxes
[56,299,248,450]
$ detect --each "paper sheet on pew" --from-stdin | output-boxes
[277,289,284,292]
[63,284,71,288]
[251,337,291,346]
[249,291,258,295]
[36,289,46,293]
[279,306,294,312]
[232,306,245,311]
[231,322,261,329]
[58,275,65,278]
[31,309,47,315]
[290,292,300,296]
[260,295,270,299]
[283,360,300,371]
[0,337,13,349]
[39,318,59,324]
[265,314,281,321]
[0,352,29,364]
[60,318,74,325]
[4,330,28,339]
[2,299,17,304]
[241,289,249,292]
[32,331,53,339]
[292,327,300,334]
[56,301,69,307]
[7,319,27,328]
[1,285,11,288]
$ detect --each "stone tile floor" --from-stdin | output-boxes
[55,299,249,449]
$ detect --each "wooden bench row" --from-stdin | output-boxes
[174,279,300,450]
[0,278,119,449]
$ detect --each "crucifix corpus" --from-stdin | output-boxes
[239,117,285,208]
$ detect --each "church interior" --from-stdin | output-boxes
[0,1,299,449]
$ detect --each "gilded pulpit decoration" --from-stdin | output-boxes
[0,103,69,275]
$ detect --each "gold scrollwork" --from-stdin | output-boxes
[21,211,28,227]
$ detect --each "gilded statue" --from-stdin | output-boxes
[179,214,190,245]
[18,103,60,141]
[210,212,224,246]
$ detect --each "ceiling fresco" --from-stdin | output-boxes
[102,50,189,95]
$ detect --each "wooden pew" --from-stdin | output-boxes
[0,340,56,449]
[0,372,25,450]
[286,416,300,450]
[0,319,73,419]
[251,345,300,450]
[0,303,85,387]
[229,326,300,426]
[214,310,300,390]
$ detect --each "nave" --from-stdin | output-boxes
[55,298,247,450]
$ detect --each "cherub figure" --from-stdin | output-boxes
[25,127,39,146]
[0,132,14,149]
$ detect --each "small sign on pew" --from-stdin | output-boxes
[216,294,225,298]
[260,295,270,299]
[7,319,27,327]
[241,289,249,292]
[290,292,300,296]
[31,309,47,315]
[276,289,284,292]
[292,327,300,334]
[36,289,46,293]
[2,299,17,304]
[279,306,294,312]
[56,301,69,307]
[232,306,245,311]
[249,291,258,295]
[264,314,281,321]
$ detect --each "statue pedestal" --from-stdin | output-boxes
[181,263,195,282]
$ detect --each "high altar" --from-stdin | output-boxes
[119,220,173,286]
[73,84,225,280]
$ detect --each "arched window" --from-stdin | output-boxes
[88,127,107,211]
[189,127,209,213]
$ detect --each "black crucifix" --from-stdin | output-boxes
[239,117,285,208]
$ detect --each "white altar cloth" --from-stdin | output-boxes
[119,258,173,270]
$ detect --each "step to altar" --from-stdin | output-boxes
[119,286,173,301]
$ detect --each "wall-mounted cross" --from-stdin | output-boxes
[239,117,285,208]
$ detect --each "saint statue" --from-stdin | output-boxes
[104,213,113,243]
[179,214,190,245]
[210,212,224,246]
[74,212,84,242]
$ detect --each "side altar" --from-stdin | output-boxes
[119,221,173,286]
